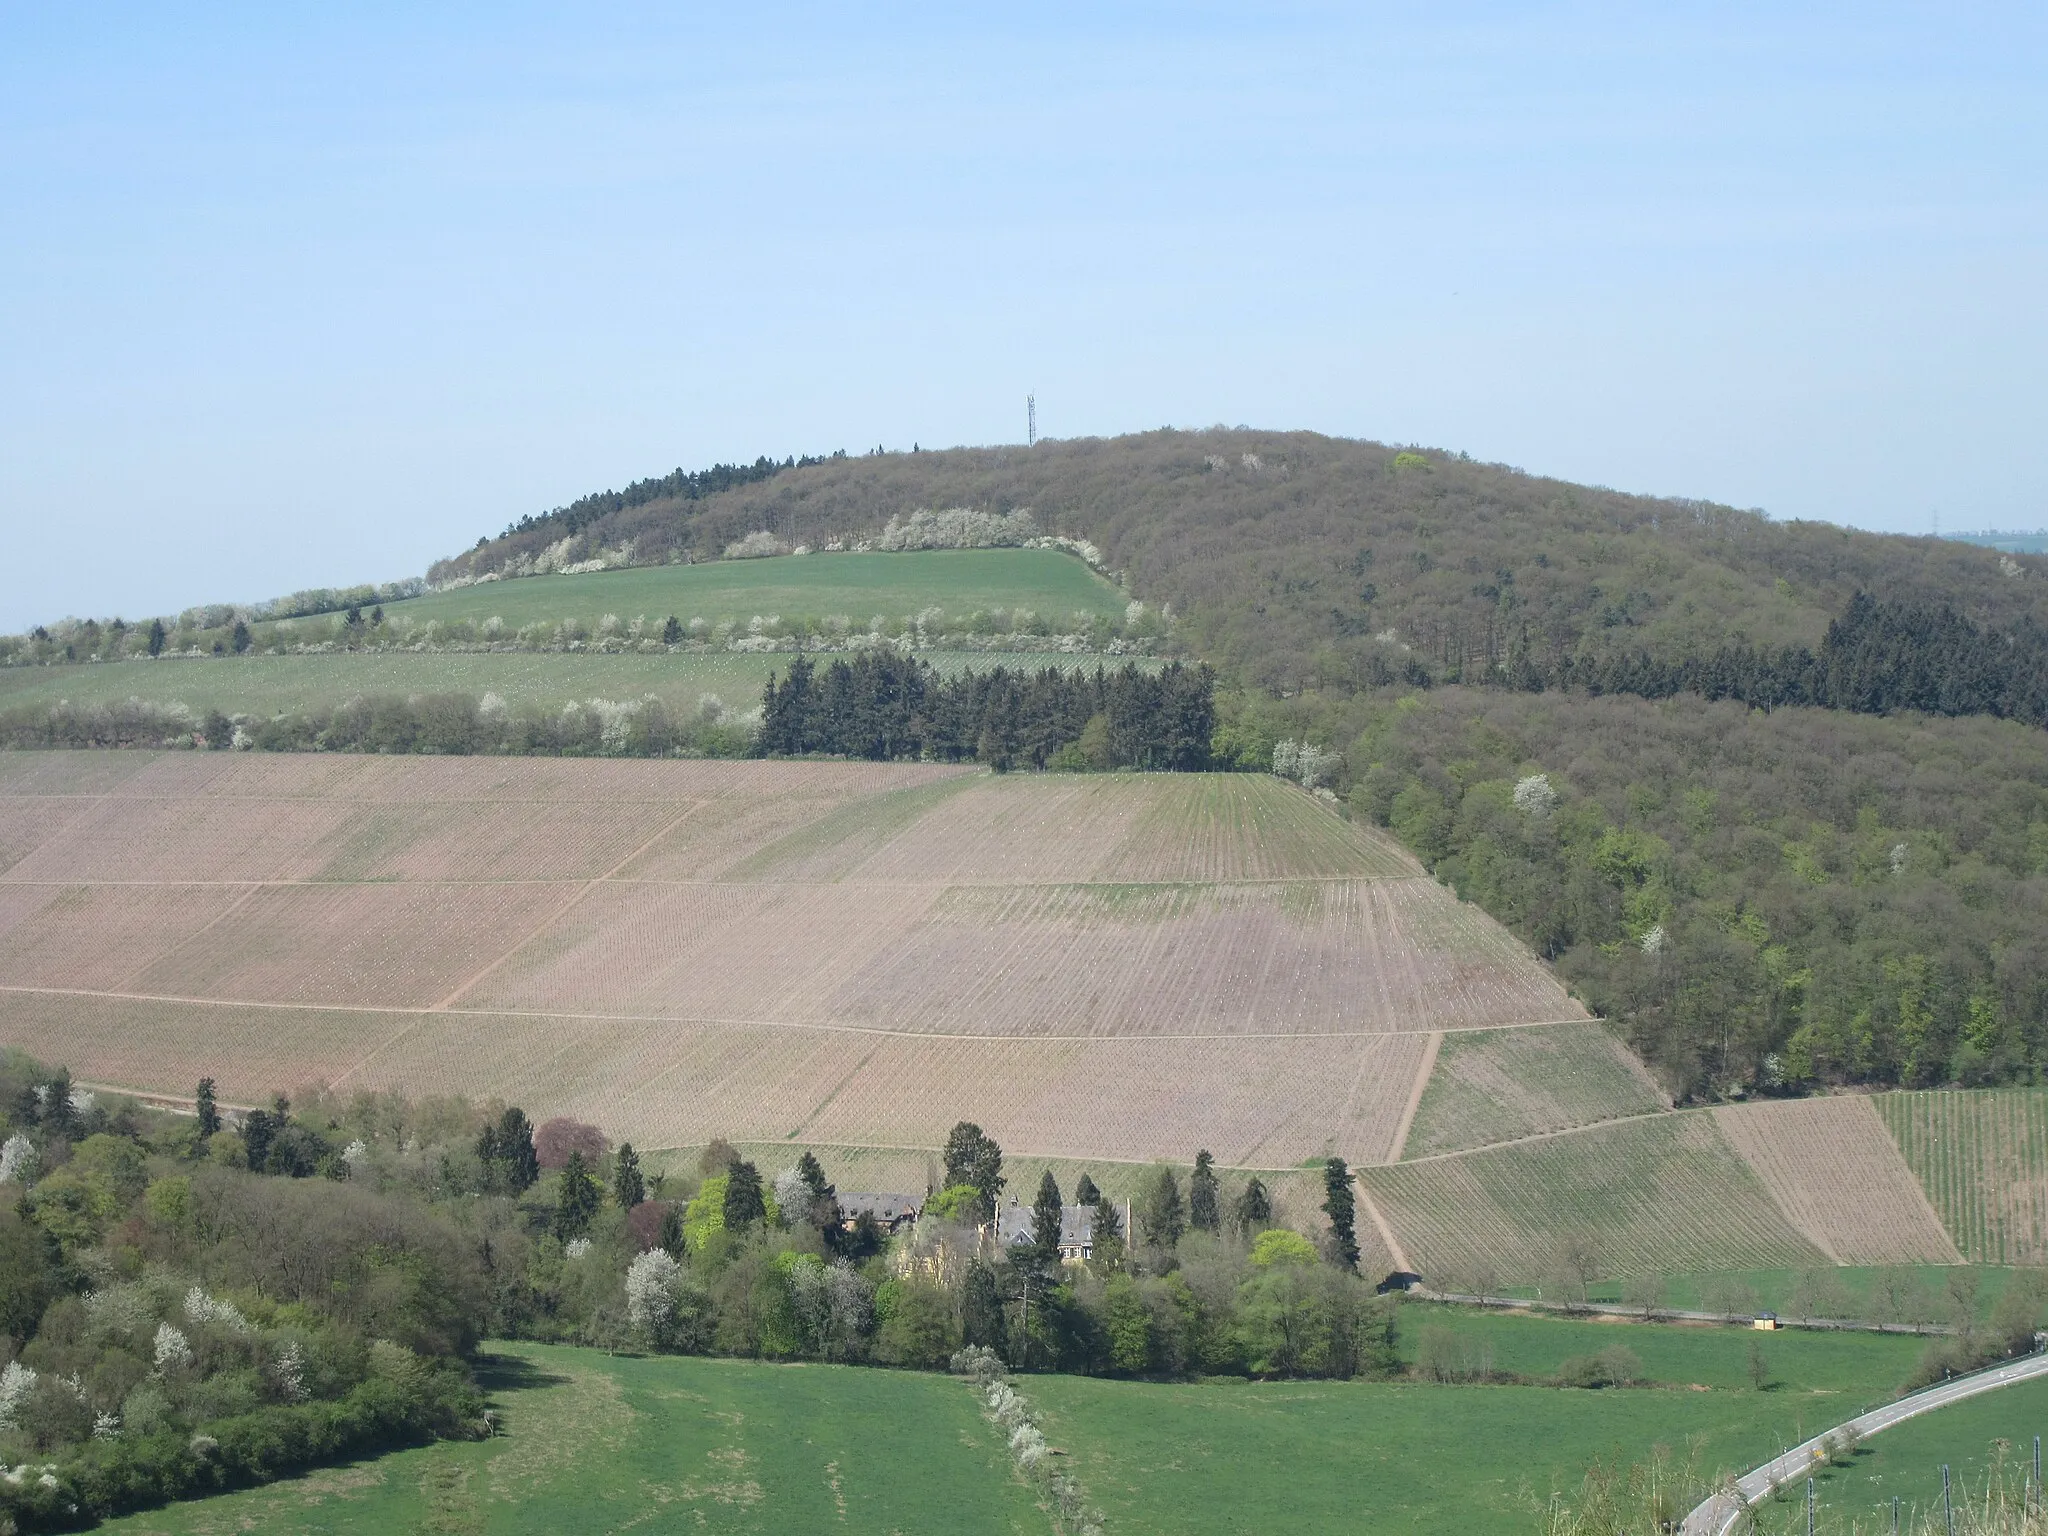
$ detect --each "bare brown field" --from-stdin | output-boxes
[1714,1096,1961,1264]
[1401,1021,1668,1159]
[4,989,1432,1168]
[462,877,1575,1038]
[0,754,1579,1169]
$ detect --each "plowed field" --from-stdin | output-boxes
[0,754,1583,1167]
[1714,1096,1961,1265]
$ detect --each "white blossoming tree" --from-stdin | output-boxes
[625,1248,683,1344]
[0,1133,37,1187]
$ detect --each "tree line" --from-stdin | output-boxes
[0,1052,1410,1528]
[758,653,1217,769]
[1496,594,2048,731]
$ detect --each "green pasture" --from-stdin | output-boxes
[100,1343,1043,1536]
[1498,1264,2025,1328]
[0,647,1127,719]
[1403,1301,1927,1397]
[98,1313,1947,1536]
[320,548,1127,633]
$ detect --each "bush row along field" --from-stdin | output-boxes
[1878,1090,2048,1264]
[0,991,1438,1169]
[306,546,1133,634]
[0,646,1148,721]
[1364,1111,1829,1283]
[1714,1096,1962,1266]
[1400,1021,1668,1159]
[98,1321,1948,1536]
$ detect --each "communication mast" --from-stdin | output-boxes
[1027,395,1037,447]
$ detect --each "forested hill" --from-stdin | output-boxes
[436,430,2047,696]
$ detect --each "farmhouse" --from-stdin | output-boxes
[837,1192,922,1237]
[993,1202,1096,1263]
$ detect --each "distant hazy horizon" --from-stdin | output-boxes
[3,4,2042,631]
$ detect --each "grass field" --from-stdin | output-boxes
[0,647,1130,718]
[1790,1373,2048,1531]
[98,1343,1043,1536]
[1400,1021,1666,1160]
[285,547,1129,636]
[1876,1091,2048,1264]
[97,1320,1944,1536]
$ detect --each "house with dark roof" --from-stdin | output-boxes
[836,1192,922,1237]
[992,1202,1096,1264]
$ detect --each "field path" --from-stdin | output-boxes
[1679,1350,2048,1535]
[426,801,708,1010]
[1355,1177,1413,1272]
[1385,1031,1441,1163]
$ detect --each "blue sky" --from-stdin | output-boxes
[2,3,2043,629]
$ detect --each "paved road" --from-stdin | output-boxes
[1679,1350,2048,1534]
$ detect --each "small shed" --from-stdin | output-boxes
[1752,1312,1780,1331]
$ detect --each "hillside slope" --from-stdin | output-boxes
[0,755,1582,1167]
[433,430,2048,693]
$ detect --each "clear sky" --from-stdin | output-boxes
[2,3,2043,631]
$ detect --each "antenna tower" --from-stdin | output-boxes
[1027,395,1037,447]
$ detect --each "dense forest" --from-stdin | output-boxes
[759,655,1216,769]
[1257,690,2048,1100]
[0,1053,1407,1530]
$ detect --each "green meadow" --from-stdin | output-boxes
[0,648,1139,719]
[319,548,1128,633]
[94,1311,1966,1536]
[99,1343,1043,1536]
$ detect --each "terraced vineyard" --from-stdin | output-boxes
[1876,1090,2048,1264]
[0,754,1583,1170]
[1714,1096,1961,1265]
[1363,1112,1827,1282]
[1398,1020,1667,1159]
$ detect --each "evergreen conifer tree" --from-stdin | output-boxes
[1323,1157,1360,1271]
[1235,1176,1272,1235]
[194,1078,221,1138]
[962,1259,1005,1352]
[555,1151,600,1238]
[658,1201,686,1261]
[146,618,166,657]
[1140,1165,1185,1250]
[1189,1150,1220,1233]
[1030,1170,1064,1286]
[1074,1172,1101,1206]
[941,1122,1005,1220]
[723,1160,767,1231]
[497,1107,540,1192]
[613,1143,645,1209]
